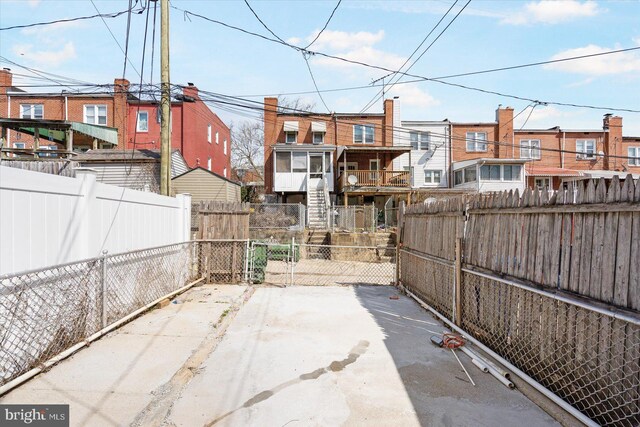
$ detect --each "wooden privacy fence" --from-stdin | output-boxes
[398,175,640,427]
[192,201,250,240]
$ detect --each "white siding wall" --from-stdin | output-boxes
[394,122,450,188]
[0,166,191,275]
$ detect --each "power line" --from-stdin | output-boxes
[91,0,143,80]
[150,0,158,89]
[0,5,141,31]
[170,4,640,114]
[360,0,461,113]
[304,0,342,49]
[302,53,331,113]
[243,0,286,44]
[122,0,135,80]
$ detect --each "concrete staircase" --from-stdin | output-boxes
[307,186,327,229]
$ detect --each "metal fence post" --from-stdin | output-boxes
[454,237,462,326]
[100,250,108,328]
[244,240,250,283]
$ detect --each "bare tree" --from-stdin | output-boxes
[277,96,316,114]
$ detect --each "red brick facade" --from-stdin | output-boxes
[1,70,231,176]
[127,85,231,176]
[263,96,394,194]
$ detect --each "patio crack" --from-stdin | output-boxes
[205,340,370,426]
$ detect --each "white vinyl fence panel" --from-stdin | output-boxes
[0,166,191,275]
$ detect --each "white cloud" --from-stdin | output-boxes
[12,41,77,67]
[313,46,405,72]
[306,29,385,52]
[633,37,640,46]
[28,0,41,7]
[344,1,503,19]
[543,44,640,76]
[389,85,439,108]
[21,20,84,36]
[514,105,580,129]
[501,0,601,25]
[286,37,302,45]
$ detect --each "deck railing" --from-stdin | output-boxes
[338,170,410,192]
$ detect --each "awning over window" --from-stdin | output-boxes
[311,121,326,132]
[70,122,118,146]
[283,121,299,132]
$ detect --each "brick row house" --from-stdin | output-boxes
[263,97,412,225]
[265,96,639,220]
[0,69,231,177]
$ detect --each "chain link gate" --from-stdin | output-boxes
[248,240,396,287]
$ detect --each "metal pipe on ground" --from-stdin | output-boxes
[400,285,599,427]
[463,346,511,380]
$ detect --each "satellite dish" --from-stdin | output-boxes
[347,174,358,185]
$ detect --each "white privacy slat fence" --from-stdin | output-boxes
[0,166,191,275]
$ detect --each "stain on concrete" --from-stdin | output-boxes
[206,340,369,426]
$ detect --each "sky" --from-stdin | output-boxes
[1,0,640,135]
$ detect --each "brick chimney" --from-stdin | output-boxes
[263,97,279,193]
[603,114,623,170]
[496,106,514,158]
[183,82,199,100]
[113,78,130,148]
[0,68,12,95]
[383,98,394,146]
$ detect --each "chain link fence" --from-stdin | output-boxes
[0,240,250,389]
[399,249,454,320]
[249,203,306,230]
[384,207,399,229]
[460,270,640,427]
[330,205,377,232]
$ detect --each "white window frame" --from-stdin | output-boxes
[224,167,227,177]
[312,132,325,145]
[207,157,212,171]
[20,104,44,119]
[208,125,212,143]
[223,139,227,155]
[83,105,107,125]
[424,169,441,184]
[136,111,149,132]
[628,147,640,166]
[39,145,58,158]
[535,177,551,189]
[285,131,297,144]
[466,132,487,152]
[353,124,374,144]
[338,162,358,176]
[410,131,430,150]
[576,139,596,160]
[13,142,26,149]
[520,139,541,160]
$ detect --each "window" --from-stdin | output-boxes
[224,167,227,177]
[520,139,541,159]
[20,104,43,119]
[410,131,430,150]
[208,125,212,143]
[313,132,325,145]
[480,165,501,181]
[223,139,227,155]
[285,131,297,144]
[535,178,551,189]
[137,111,149,132]
[424,170,441,184]
[324,152,331,173]
[354,124,374,144]
[215,130,219,144]
[13,142,26,149]
[464,166,477,183]
[292,152,307,173]
[576,139,596,159]
[39,145,57,158]
[207,157,212,171]
[338,162,357,176]
[276,152,291,172]
[466,132,487,152]
[84,105,107,125]
[628,147,640,166]
[503,165,521,181]
[454,170,463,186]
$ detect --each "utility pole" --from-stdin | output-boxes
[160,0,171,196]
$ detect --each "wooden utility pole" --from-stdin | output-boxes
[160,0,171,195]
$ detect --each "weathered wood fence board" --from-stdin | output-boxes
[192,201,250,240]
